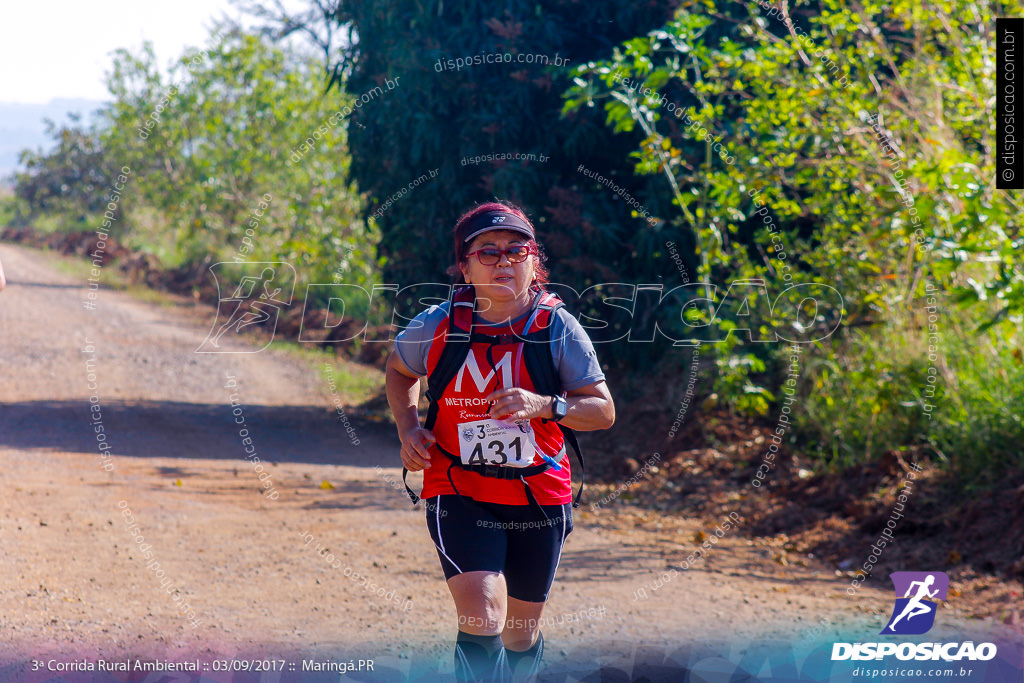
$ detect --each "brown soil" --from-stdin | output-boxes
[593,378,1024,628]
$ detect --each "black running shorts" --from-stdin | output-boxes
[423,494,573,603]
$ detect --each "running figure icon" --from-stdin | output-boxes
[196,262,295,353]
[208,267,287,347]
[884,574,939,633]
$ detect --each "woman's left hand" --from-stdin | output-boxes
[485,387,551,422]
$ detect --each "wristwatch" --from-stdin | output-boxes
[550,395,568,422]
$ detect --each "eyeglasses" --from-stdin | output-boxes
[465,244,535,266]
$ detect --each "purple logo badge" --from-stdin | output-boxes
[882,572,949,635]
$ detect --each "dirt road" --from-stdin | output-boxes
[0,243,1016,679]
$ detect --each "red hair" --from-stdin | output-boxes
[448,200,550,286]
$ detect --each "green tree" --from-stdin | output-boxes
[14,114,112,229]
[565,0,1018,331]
[101,29,374,284]
[247,0,707,378]
[13,26,380,317]
[563,0,1023,478]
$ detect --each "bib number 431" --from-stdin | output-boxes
[458,418,535,468]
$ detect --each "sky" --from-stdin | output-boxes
[0,0,314,177]
[0,0,242,104]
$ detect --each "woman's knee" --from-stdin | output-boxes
[501,619,541,651]
[449,571,507,635]
[457,612,505,634]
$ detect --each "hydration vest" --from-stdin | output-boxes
[402,284,585,510]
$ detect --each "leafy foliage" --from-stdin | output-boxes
[14,27,378,315]
[327,0,682,333]
[562,0,1021,479]
[15,115,111,224]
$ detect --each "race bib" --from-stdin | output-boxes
[457,418,537,468]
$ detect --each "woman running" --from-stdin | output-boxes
[386,201,615,681]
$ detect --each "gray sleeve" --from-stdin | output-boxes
[392,303,448,377]
[549,308,606,392]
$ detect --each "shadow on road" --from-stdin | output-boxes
[7,280,82,289]
[0,399,397,467]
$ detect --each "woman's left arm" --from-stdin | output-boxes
[557,380,615,431]
[487,380,615,431]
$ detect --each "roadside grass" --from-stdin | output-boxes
[796,297,1024,489]
[274,339,385,409]
[26,244,179,308]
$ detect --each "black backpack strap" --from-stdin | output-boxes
[558,424,585,508]
[522,319,560,395]
[424,304,474,432]
[519,475,550,521]
[405,294,475,505]
[522,302,586,508]
[422,338,470,432]
[433,440,564,478]
[402,467,420,504]
[400,457,466,506]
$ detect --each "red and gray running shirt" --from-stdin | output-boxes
[393,291,605,505]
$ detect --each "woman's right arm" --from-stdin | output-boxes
[385,350,435,470]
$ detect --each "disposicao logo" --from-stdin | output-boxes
[882,571,948,635]
[831,571,997,663]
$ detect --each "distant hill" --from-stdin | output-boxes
[0,99,107,183]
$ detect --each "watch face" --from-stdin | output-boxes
[554,396,568,419]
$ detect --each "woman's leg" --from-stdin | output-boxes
[500,502,573,679]
[447,570,512,681]
[425,496,512,681]
[502,596,545,650]
[503,598,547,682]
